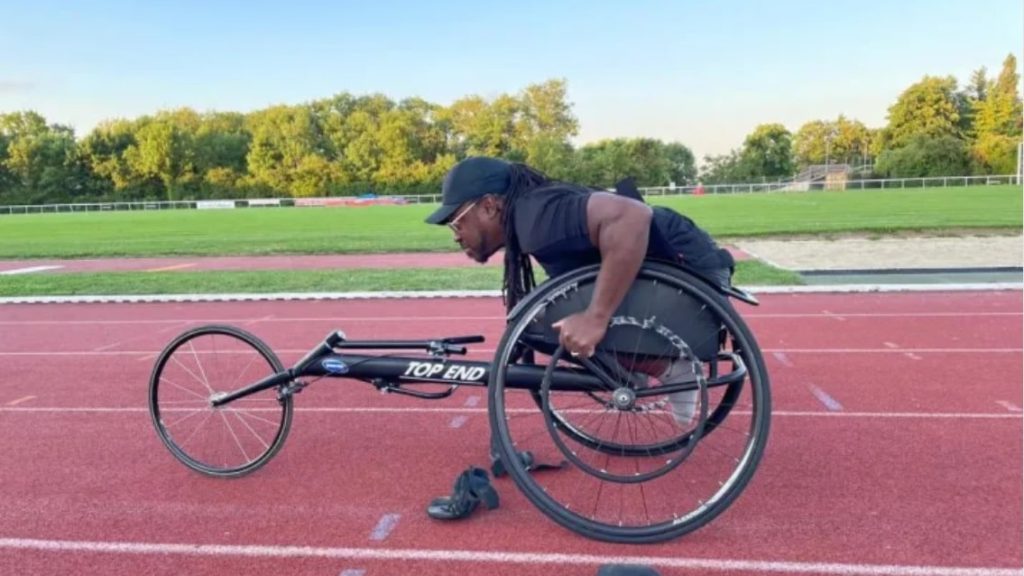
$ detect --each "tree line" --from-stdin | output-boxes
[699,54,1022,184]
[1,55,1020,205]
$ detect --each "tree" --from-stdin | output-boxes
[794,116,875,167]
[884,75,963,147]
[245,105,327,195]
[514,79,578,151]
[699,149,750,184]
[0,112,91,204]
[740,123,794,177]
[662,142,697,185]
[123,117,196,200]
[570,138,696,188]
[968,67,989,102]
[971,54,1022,174]
[874,135,970,177]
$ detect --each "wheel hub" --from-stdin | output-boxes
[611,387,636,410]
[208,391,228,408]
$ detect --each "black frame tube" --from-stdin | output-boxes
[211,337,747,408]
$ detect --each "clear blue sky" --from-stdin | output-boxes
[1,0,1021,160]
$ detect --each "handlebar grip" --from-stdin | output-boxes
[443,335,485,345]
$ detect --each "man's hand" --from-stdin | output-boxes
[552,311,609,358]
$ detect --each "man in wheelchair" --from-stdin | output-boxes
[422,156,736,521]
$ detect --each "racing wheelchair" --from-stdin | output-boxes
[147,259,771,544]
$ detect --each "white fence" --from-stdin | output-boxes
[1,174,1020,216]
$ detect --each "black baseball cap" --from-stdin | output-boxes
[425,156,512,225]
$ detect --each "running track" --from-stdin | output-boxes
[0,290,1021,576]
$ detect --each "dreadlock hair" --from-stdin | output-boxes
[500,162,553,313]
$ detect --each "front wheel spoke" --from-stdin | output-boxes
[164,407,208,429]
[176,411,215,451]
[218,410,251,463]
[188,341,215,394]
[170,355,214,395]
[163,377,208,401]
[232,408,281,427]
[230,409,271,450]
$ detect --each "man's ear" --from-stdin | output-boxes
[483,195,503,219]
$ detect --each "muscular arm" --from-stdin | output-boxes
[583,192,653,322]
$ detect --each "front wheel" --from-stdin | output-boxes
[148,324,293,478]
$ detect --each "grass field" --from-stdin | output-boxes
[0,260,803,296]
[0,185,1020,259]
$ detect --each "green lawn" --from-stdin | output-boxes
[0,260,801,297]
[0,185,1019,259]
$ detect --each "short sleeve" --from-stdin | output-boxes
[512,186,592,254]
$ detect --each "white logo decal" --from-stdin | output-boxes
[404,361,486,381]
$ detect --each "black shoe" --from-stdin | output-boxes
[491,450,534,478]
[426,466,499,521]
[491,450,567,478]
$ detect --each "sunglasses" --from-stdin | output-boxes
[447,199,479,231]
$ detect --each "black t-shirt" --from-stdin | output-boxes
[511,184,732,279]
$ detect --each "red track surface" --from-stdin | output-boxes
[0,291,1021,575]
[0,246,752,275]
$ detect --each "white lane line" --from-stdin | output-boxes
[2,311,1022,326]
[368,514,400,542]
[1,406,1020,420]
[0,265,63,275]
[772,352,794,367]
[0,282,1020,304]
[0,348,1021,358]
[809,385,844,412]
[0,537,1020,576]
[995,401,1022,413]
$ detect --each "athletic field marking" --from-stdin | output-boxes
[905,353,923,360]
[809,385,844,411]
[0,537,1020,576]
[1,406,1020,420]
[823,310,847,322]
[5,395,35,406]
[92,341,125,352]
[339,570,366,576]
[368,514,400,541]
[145,263,195,272]
[772,352,794,367]
[0,265,62,275]
[464,395,481,408]
[448,415,469,428]
[884,342,899,349]
[995,401,1022,413]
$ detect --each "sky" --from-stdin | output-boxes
[1,0,1021,161]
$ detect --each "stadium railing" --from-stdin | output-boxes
[1,174,1019,215]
